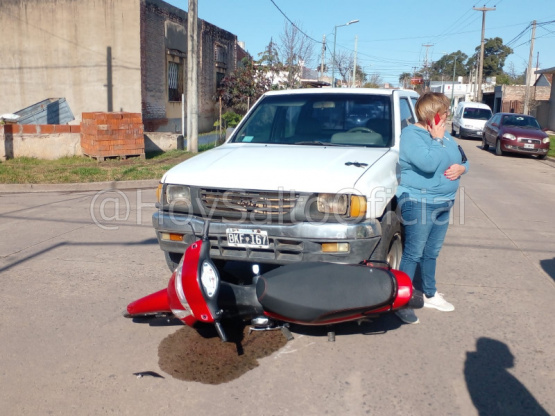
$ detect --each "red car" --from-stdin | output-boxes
[482,113,550,159]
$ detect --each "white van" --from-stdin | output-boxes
[451,102,492,139]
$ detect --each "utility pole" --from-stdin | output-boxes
[187,0,199,153]
[422,44,434,91]
[319,35,326,81]
[523,20,536,115]
[352,35,358,87]
[450,57,457,111]
[474,6,495,103]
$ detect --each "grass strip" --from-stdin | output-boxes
[0,144,215,184]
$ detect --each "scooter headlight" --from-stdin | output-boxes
[200,261,219,298]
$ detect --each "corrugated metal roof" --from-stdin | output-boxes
[13,98,75,125]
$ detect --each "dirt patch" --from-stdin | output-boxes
[158,323,288,384]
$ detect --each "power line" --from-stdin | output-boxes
[268,0,322,44]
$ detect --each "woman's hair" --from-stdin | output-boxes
[415,92,450,123]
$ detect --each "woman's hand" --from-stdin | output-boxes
[427,118,445,139]
[444,164,466,180]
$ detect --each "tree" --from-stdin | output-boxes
[217,56,271,114]
[363,73,383,88]
[329,50,353,86]
[278,21,314,89]
[466,37,513,77]
[496,62,526,85]
[258,38,283,87]
[353,64,367,87]
[399,72,412,89]
[430,51,468,80]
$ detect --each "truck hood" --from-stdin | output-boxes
[162,143,392,193]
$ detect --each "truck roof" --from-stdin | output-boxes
[262,88,419,98]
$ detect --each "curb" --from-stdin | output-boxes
[0,179,160,193]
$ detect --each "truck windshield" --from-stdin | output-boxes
[231,93,393,147]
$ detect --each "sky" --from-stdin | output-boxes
[164,0,555,86]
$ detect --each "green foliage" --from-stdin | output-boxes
[466,37,513,76]
[415,38,524,87]
[430,51,468,80]
[214,111,242,129]
[217,56,271,114]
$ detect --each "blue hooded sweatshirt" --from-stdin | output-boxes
[396,124,469,202]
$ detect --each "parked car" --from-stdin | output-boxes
[451,102,492,139]
[482,113,550,159]
[153,88,420,272]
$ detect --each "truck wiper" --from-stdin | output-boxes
[294,141,338,146]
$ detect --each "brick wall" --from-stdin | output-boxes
[140,0,237,133]
[81,113,145,160]
[0,124,82,160]
[141,1,168,121]
[1,124,81,135]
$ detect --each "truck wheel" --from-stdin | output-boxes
[372,210,403,269]
[164,251,182,271]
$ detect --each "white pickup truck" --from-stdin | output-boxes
[153,88,420,271]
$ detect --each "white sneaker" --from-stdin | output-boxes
[424,292,454,312]
[395,308,420,324]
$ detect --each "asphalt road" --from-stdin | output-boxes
[1,137,554,415]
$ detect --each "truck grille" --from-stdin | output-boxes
[200,188,299,215]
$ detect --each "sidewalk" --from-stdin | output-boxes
[0,179,159,193]
[0,133,224,193]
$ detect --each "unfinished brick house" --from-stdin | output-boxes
[0,0,239,133]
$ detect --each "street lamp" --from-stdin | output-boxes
[332,19,359,88]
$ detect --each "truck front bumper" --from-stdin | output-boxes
[152,211,382,265]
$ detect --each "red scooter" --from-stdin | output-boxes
[125,221,423,341]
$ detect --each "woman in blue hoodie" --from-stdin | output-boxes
[395,92,469,325]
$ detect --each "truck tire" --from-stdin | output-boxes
[165,251,182,271]
[372,209,403,269]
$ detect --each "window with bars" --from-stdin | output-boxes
[168,61,183,102]
[215,45,227,64]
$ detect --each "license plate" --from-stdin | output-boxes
[226,228,269,248]
[524,143,534,149]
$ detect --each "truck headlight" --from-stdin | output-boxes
[317,194,347,215]
[543,137,550,144]
[165,185,191,207]
[502,133,516,140]
[316,194,367,217]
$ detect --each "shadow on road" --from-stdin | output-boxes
[540,258,555,282]
[465,337,549,416]
[0,238,159,274]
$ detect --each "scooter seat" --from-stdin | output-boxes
[256,262,396,323]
